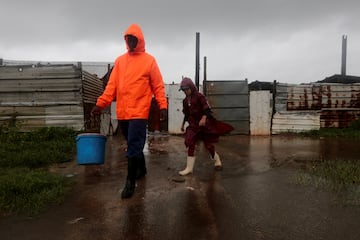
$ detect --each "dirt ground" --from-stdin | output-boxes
[1,134,360,240]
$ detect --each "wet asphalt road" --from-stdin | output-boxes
[1,134,360,240]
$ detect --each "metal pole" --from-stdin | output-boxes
[203,56,207,95]
[195,32,200,89]
[341,35,347,76]
[203,56,207,82]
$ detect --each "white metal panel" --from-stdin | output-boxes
[110,101,117,119]
[250,91,272,136]
[272,112,320,134]
[109,101,118,135]
[166,84,185,134]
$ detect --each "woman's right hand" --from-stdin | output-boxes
[91,105,103,116]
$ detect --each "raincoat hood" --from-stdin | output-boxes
[179,77,198,92]
[124,23,145,52]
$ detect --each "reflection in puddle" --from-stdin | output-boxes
[221,135,360,173]
[145,132,169,154]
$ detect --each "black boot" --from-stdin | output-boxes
[136,154,147,179]
[121,180,135,199]
[121,157,137,199]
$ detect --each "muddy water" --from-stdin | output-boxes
[1,134,360,240]
[215,135,360,172]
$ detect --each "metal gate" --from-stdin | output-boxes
[204,80,249,134]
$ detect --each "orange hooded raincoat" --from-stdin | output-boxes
[96,24,167,120]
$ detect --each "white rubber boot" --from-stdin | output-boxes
[211,152,223,170]
[178,156,196,176]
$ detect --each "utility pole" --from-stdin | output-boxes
[195,32,200,89]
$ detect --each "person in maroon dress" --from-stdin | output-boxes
[178,77,234,176]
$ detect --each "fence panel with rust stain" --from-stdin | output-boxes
[274,82,360,132]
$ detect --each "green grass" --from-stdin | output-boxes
[296,121,360,205]
[301,128,360,139]
[0,168,73,215]
[296,159,360,205]
[301,119,360,139]
[0,126,77,216]
[297,159,360,188]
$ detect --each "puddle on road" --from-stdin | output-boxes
[52,134,360,183]
[51,133,360,189]
[42,134,360,240]
[217,135,360,173]
[145,133,170,155]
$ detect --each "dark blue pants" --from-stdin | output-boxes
[119,119,147,159]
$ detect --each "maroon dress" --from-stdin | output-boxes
[182,83,234,148]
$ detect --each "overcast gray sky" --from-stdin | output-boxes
[1,0,359,84]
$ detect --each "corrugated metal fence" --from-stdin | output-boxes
[0,64,103,131]
[204,80,249,134]
[2,62,359,135]
[272,82,360,133]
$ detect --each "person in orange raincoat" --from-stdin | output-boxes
[91,24,168,199]
[178,77,234,176]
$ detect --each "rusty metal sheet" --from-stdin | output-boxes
[287,84,321,110]
[320,84,360,109]
[276,82,360,130]
[320,110,360,128]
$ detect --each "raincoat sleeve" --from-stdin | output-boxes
[199,94,212,114]
[182,99,189,122]
[96,65,118,108]
[199,93,234,135]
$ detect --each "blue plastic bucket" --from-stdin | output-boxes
[76,133,107,165]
